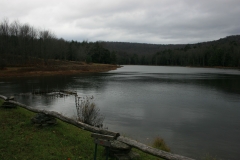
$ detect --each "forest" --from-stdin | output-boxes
[102,36,240,67]
[0,19,117,68]
[1,19,240,68]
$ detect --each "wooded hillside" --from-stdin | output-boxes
[102,36,240,67]
[0,19,117,68]
[1,19,239,68]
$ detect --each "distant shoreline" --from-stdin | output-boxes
[185,65,240,69]
[1,64,239,79]
[121,64,240,70]
[0,60,120,78]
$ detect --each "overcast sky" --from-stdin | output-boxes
[1,0,240,44]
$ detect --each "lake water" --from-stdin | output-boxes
[1,65,240,160]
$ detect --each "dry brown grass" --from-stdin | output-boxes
[152,137,171,152]
[0,59,119,78]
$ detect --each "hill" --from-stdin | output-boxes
[100,35,240,67]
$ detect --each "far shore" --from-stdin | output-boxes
[1,63,239,79]
[0,60,120,78]
[185,65,240,69]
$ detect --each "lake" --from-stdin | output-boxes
[1,65,240,160]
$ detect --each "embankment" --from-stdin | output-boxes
[0,95,194,160]
[0,60,120,78]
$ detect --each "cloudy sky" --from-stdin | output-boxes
[1,0,240,44]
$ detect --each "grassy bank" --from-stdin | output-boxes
[0,99,160,160]
[0,59,119,78]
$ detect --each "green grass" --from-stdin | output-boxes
[0,99,161,160]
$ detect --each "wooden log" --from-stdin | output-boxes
[117,136,194,160]
[0,95,7,100]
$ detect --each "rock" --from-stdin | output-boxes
[31,113,57,126]
[107,140,140,160]
[105,140,132,158]
[111,140,131,150]
[114,151,140,160]
[109,140,131,154]
[114,154,131,160]
[1,101,16,108]
[128,151,140,159]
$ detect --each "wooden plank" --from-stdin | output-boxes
[91,133,115,141]
[94,139,111,147]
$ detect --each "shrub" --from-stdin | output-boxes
[75,96,104,128]
[152,137,171,152]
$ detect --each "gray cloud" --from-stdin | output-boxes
[1,0,240,44]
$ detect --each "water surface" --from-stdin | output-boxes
[1,65,240,160]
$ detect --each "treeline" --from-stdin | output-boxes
[102,36,240,67]
[0,19,117,68]
[1,19,240,68]
[151,39,240,67]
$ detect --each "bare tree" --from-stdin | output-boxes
[0,18,9,36]
[9,20,20,36]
